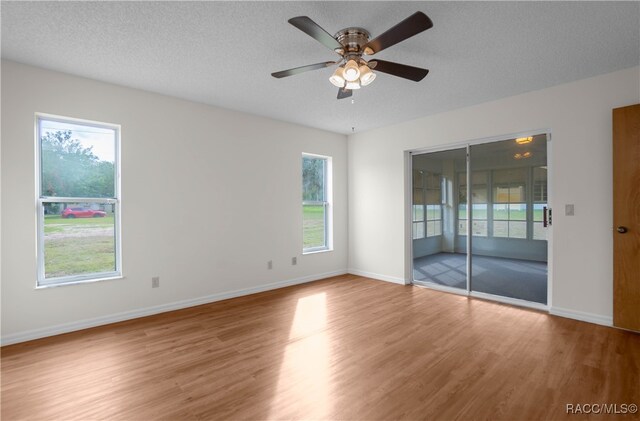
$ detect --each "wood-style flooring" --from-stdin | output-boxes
[2,275,639,420]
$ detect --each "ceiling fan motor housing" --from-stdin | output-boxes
[334,27,371,58]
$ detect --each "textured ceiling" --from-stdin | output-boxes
[2,1,639,134]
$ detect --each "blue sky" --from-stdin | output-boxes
[39,119,116,163]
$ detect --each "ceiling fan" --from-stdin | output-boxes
[271,12,433,100]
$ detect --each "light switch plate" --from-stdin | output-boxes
[565,204,575,216]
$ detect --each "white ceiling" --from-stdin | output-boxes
[2,1,639,134]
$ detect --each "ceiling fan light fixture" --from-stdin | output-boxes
[514,151,532,160]
[273,12,434,99]
[345,80,361,90]
[329,66,346,87]
[515,136,534,145]
[359,65,376,86]
[343,59,360,81]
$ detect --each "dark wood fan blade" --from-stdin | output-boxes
[337,88,352,100]
[363,12,433,55]
[369,59,429,81]
[271,61,336,78]
[288,16,343,52]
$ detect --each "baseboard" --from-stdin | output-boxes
[347,268,408,285]
[549,306,613,327]
[1,269,348,346]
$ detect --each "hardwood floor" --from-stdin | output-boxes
[2,275,639,420]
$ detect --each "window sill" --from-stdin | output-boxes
[302,248,333,256]
[36,275,124,289]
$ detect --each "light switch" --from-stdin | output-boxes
[565,204,575,216]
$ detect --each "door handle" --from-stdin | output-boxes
[617,226,628,234]
[543,207,552,227]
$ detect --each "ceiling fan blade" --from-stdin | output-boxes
[337,88,352,100]
[363,12,433,55]
[271,61,337,78]
[369,59,429,81]
[288,16,343,52]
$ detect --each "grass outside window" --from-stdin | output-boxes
[303,205,325,249]
[44,214,115,278]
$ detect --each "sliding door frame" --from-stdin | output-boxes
[405,129,552,311]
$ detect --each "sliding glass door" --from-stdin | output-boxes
[469,136,548,304]
[412,135,549,306]
[411,148,468,291]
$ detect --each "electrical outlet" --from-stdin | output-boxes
[292,257,297,265]
[268,260,273,270]
[152,276,160,288]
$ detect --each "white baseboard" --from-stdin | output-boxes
[348,268,408,285]
[4,272,615,346]
[1,269,348,346]
[549,306,613,327]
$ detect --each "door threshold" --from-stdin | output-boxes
[412,280,549,311]
[470,291,549,311]
[412,280,468,296]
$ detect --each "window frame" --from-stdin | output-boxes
[302,153,332,254]
[492,169,527,239]
[458,167,549,241]
[412,170,425,239]
[457,171,489,237]
[424,172,442,238]
[35,113,122,287]
[412,170,443,239]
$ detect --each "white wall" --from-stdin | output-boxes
[348,66,640,323]
[3,61,638,343]
[1,60,348,343]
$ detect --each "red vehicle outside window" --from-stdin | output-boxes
[61,207,106,218]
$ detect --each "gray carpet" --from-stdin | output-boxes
[413,252,547,304]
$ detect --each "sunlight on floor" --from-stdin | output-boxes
[269,292,332,419]
[289,292,327,339]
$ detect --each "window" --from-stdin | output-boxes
[412,170,442,239]
[425,173,443,237]
[36,115,121,286]
[492,168,527,239]
[457,173,467,236]
[458,171,488,237]
[457,166,547,241]
[532,166,548,240]
[302,154,331,253]
[412,170,425,239]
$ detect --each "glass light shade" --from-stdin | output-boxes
[345,80,361,90]
[359,65,376,86]
[343,60,360,82]
[329,67,346,87]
